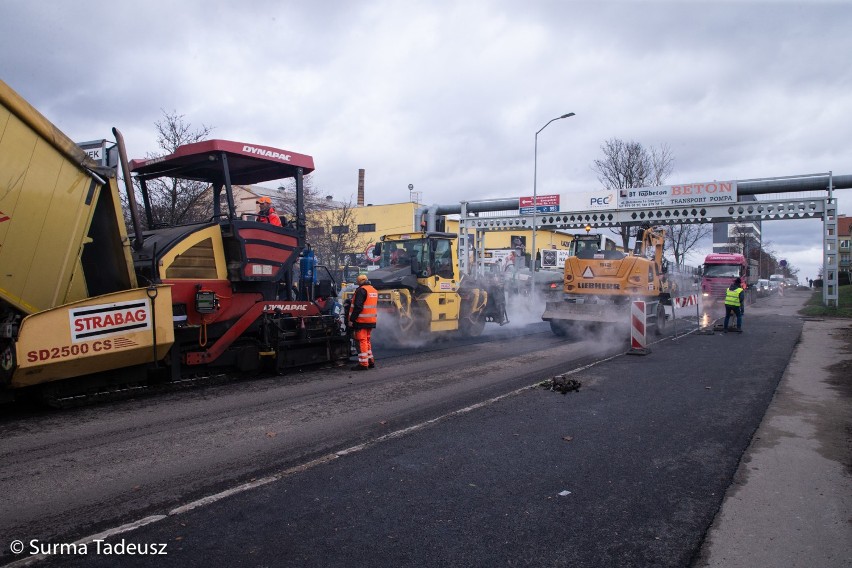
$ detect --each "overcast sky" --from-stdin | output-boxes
[2,0,850,280]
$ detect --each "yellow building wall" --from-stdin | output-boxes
[308,201,572,257]
[444,220,573,253]
[308,202,420,250]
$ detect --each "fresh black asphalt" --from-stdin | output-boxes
[41,312,802,568]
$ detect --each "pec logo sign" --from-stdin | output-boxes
[69,301,151,343]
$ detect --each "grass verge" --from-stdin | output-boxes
[798,284,852,318]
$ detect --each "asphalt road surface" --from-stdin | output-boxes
[1,313,620,564]
[1,292,807,566]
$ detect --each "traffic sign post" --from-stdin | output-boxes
[519,194,560,215]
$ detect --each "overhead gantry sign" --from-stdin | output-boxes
[454,173,850,307]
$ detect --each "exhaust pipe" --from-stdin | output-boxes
[112,127,145,251]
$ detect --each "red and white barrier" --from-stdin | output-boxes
[670,293,711,337]
[629,300,649,355]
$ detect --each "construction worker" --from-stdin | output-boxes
[348,274,378,370]
[256,196,282,226]
[722,277,745,332]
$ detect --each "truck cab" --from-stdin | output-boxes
[701,253,748,304]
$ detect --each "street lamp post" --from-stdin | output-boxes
[531,112,575,295]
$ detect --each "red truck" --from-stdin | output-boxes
[701,253,749,304]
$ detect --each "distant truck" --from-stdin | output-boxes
[701,253,749,304]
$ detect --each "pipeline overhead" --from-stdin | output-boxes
[416,199,520,232]
[416,173,851,232]
[738,173,852,195]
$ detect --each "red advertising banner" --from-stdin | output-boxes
[519,194,560,214]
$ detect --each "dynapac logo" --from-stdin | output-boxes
[0,209,9,223]
[242,145,291,162]
[69,301,151,343]
[263,303,309,312]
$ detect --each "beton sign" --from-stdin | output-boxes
[618,181,737,208]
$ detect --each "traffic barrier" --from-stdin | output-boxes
[674,294,698,308]
[670,293,712,337]
[628,300,650,355]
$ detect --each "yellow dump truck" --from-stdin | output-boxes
[0,79,175,394]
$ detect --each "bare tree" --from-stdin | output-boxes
[757,241,780,278]
[308,199,369,270]
[666,224,712,268]
[727,223,761,257]
[727,225,803,280]
[592,139,674,250]
[649,144,674,186]
[270,174,342,225]
[136,110,214,227]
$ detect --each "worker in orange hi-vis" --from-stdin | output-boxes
[256,196,282,226]
[348,274,378,370]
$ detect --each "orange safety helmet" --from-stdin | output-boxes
[256,196,272,205]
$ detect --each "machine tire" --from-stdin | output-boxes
[549,320,571,338]
[0,340,14,386]
[654,303,667,336]
[459,313,486,337]
[375,308,425,346]
[398,313,417,334]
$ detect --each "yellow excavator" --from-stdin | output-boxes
[343,232,507,341]
[542,226,670,337]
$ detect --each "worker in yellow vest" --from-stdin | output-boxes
[723,277,745,332]
[348,274,378,370]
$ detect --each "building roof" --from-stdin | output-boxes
[838,214,852,237]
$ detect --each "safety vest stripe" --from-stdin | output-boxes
[351,286,378,324]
